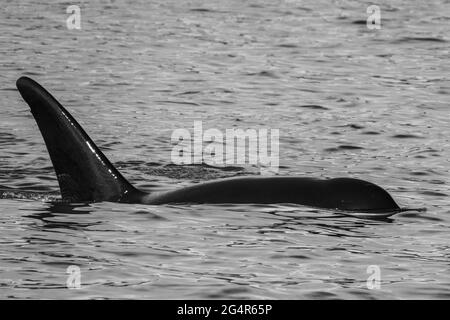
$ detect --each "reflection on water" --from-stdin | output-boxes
[0,0,449,299]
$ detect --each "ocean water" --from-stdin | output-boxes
[0,0,449,299]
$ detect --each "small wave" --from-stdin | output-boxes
[0,132,26,146]
[351,20,367,25]
[420,191,447,197]
[190,8,217,13]
[391,134,424,139]
[295,104,329,110]
[278,43,298,48]
[133,210,168,221]
[410,171,430,176]
[175,90,201,96]
[393,37,447,43]
[376,54,393,58]
[325,145,364,152]
[154,100,200,107]
[306,291,338,299]
[205,286,250,299]
[338,124,365,129]
[245,71,279,78]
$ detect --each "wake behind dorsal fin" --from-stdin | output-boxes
[16,76,144,203]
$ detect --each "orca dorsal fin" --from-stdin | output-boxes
[16,76,143,203]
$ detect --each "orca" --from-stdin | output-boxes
[15,76,404,214]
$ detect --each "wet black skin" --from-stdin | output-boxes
[15,76,401,213]
[142,176,399,212]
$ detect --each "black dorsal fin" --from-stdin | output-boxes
[16,76,144,203]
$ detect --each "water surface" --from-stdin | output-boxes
[0,0,449,299]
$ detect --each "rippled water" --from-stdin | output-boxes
[1,0,449,299]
